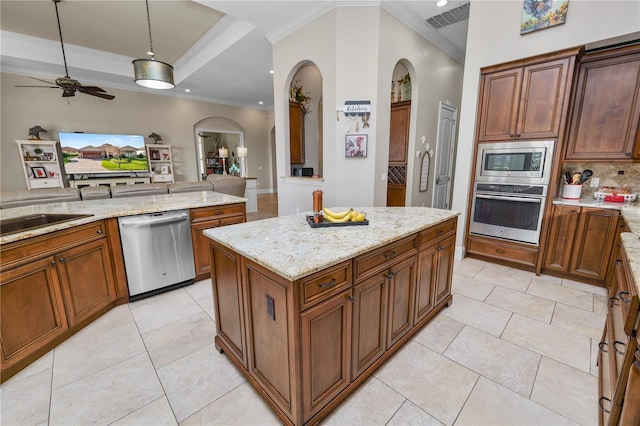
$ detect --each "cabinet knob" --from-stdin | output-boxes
[59,257,65,262]
[96,229,102,234]
[495,248,505,254]
[626,152,632,157]
[51,260,56,265]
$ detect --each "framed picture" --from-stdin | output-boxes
[31,166,47,178]
[150,149,160,160]
[160,165,169,174]
[521,0,569,35]
[41,151,54,161]
[345,134,367,157]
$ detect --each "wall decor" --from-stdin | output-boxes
[345,134,367,157]
[419,151,430,192]
[149,149,160,160]
[521,0,568,34]
[31,166,47,178]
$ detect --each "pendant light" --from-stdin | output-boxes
[133,0,175,89]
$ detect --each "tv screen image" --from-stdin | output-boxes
[59,133,148,175]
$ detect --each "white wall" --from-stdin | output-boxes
[452,0,640,257]
[1,72,274,192]
[272,5,463,215]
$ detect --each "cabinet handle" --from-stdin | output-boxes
[599,397,611,414]
[51,260,56,265]
[385,272,399,280]
[436,230,444,236]
[609,297,620,307]
[96,229,102,234]
[613,340,626,355]
[626,152,632,157]
[384,251,397,259]
[515,133,521,138]
[619,291,631,304]
[437,246,445,251]
[598,341,608,353]
[318,278,337,289]
[509,133,515,138]
[348,295,354,302]
[59,257,65,262]
[495,249,505,254]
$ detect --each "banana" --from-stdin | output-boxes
[323,207,352,220]
[351,211,366,222]
[324,212,353,223]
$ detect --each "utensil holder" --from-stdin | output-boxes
[562,183,582,200]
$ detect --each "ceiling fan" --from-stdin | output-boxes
[15,0,115,100]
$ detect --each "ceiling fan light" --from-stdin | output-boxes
[133,59,175,89]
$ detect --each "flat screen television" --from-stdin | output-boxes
[58,132,149,176]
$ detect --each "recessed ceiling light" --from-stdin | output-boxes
[436,0,448,7]
[185,89,190,93]
[259,101,264,105]
[269,70,274,74]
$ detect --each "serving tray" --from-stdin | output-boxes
[306,215,369,228]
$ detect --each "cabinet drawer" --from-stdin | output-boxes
[190,204,245,222]
[1,221,107,269]
[419,219,456,249]
[355,236,416,280]
[299,261,352,311]
[615,248,639,336]
[598,324,614,426]
[467,237,537,266]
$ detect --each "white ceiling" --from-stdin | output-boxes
[0,0,469,109]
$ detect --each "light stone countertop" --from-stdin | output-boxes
[0,191,246,245]
[203,207,459,281]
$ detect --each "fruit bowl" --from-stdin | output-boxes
[306,215,369,228]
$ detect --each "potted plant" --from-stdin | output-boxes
[289,80,312,115]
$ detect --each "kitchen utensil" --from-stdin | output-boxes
[579,169,593,184]
[565,172,572,184]
[572,173,582,184]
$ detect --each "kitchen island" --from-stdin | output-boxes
[204,207,458,426]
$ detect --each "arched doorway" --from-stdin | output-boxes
[193,117,245,181]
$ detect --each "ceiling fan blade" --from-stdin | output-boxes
[15,85,60,88]
[81,90,115,100]
[78,86,106,93]
[28,76,58,85]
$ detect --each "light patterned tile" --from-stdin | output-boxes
[527,278,593,311]
[531,357,598,426]
[594,294,609,316]
[49,353,164,425]
[502,314,591,373]
[474,267,531,292]
[3,350,53,383]
[561,278,608,296]
[157,344,245,422]
[180,382,279,425]
[387,400,443,426]
[485,286,555,323]
[451,273,495,301]
[551,303,607,340]
[196,295,216,321]
[453,258,486,278]
[444,326,540,397]
[455,377,577,425]
[142,311,216,369]
[0,368,51,426]
[413,313,464,354]
[129,288,204,334]
[441,294,512,336]
[375,341,478,425]
[323,376,405,425]
[184,279,213,300]
[112,396,177,425]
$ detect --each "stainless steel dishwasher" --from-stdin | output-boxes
[118,209,195,300]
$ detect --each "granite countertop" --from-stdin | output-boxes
[0,191,246,245]
[554,196,640,293]
[203,207,459,281]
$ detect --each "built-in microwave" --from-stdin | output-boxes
[476,140,555,185]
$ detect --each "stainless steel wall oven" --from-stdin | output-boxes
[470,140,554,245]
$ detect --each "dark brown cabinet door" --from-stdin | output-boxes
[56,238,117,327]
[543,205,581,273]
[301,290,351,423]
[386,256,416,348]
[0,257,68,372]
[289,102,305,165]
[351,271,387,380]
[433,236,455,307]
[569,208,620,281]
[389,101,410,164]
[478,58,571,141]
[565,45,640,161]
[415,245,436,324]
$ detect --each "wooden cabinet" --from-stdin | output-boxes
[289,102,305,165]
[477,55,576,141]
[598,243,640,425]
[146,144,174,183]
[190,203,245,281]
[543,206,620,285]
[0,220,119,382]
[16,140,67,189]
[565,44,640,161]
[389,101,410,164]
[209,217,456,425]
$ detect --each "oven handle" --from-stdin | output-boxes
[475,194,542,203]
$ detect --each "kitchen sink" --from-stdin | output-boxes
[0,213,94,237]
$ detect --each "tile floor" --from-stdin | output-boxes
[1,256,608,425]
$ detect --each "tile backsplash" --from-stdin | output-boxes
[561,163,640,198]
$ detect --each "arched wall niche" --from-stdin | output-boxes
[193,117,245,180]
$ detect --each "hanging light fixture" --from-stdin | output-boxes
[133,0,175,89]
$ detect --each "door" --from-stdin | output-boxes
[432,103,457,209]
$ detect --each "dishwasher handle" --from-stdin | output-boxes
[119,211,190,227]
